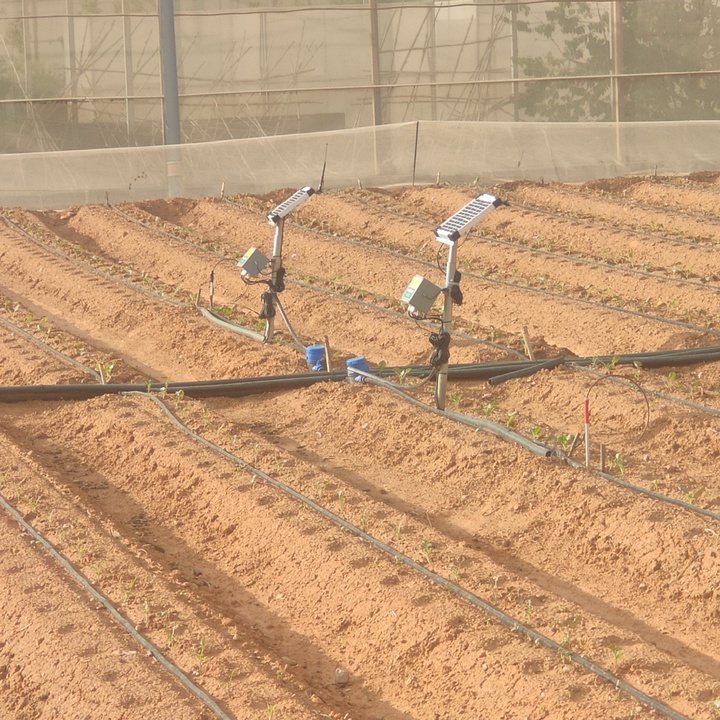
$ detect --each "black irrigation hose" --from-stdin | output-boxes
[0,491,234,720]
[0,315,102,382]
[128,391,689,720]
[354,191,720,292]
[4,350,720,526]
[0,212,186,308]
[487,356,565,385]
[503,195,720,256]
[3,345,720,403]
[198,307,265,343]
[555,182,720,227]
[348,367,552,457]
[555,448,720,525]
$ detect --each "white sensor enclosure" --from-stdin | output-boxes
[435,192,501,244]
[238,247,269,278]
[267,186,315,224]
[401,274,442,316]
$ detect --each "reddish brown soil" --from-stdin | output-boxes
[2,174,720,719]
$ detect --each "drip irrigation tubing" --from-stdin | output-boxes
[349,366,720,524]
[4,341,720,526]
[3,346,720,403]
[555,447,720,525]
[495,192,720,255]
[0,490,234,720]
[0,315,102,382]
[349,367,552,457]
[331,191,720,291]
[0,212,186,308]
[123,390,689,720]
[547,181,720,227]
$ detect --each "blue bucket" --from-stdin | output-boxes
[306,344,326,371]
[346,356,370,382]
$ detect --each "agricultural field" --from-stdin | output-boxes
[1,173,720,719]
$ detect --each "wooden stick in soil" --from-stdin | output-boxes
[323,335,332,372]
[521,326,535,360]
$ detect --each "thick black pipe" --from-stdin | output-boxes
[2,346,720,403]
[0,376,345,403]
[487,357,565,386]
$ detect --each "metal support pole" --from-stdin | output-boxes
[264,218,284,342]
[22,0,32,103]
[369,0,383,127]
[611,0,624,167]
[427,5,437,121]
[66,0,78,146]
[584,397,591,468]
[435,239,458,410]
[159,0,182,196]
[510,3,519,122]
[122,0,136,145]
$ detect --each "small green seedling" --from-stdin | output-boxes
[480,401,495,417]
[123,577,137,604]
[194,637,207,672]
[608,643,623,665]
[96,356,115,384]
[607,452,627,475]
[679,485,705,505]
[166,622,178,647]
[394,367,413,384]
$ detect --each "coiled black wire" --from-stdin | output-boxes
[429,331,451,367]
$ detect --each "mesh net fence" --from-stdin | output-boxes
[2,119,719,210]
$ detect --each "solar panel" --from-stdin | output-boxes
[267,186,315,223]
[435,193,502,242]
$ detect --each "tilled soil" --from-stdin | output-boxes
[1,174,720,719]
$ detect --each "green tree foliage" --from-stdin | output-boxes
[512,0,720,121]
[513,2,612,121]
[622,0,720,120]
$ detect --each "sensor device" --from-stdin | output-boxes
[267,186,315,224]
[237,247,269,278]
[401,274,442,316]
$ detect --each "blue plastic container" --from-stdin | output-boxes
[306,344,326,371]
[346,356,370,382]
